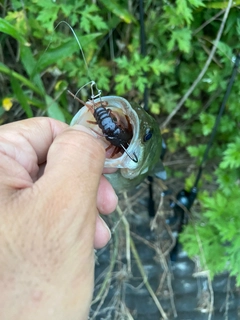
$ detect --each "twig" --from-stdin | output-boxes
[153,223,177,318]
[130,238,168,319]
[161,0,233,129]
[150,192,164,230]
[132,227,177,317]
[193,9,225,35]
[224,275,231,320]
[192,226,214,320]
[123,191,134,215]
[91,233,118,305]
[116,205,131,273]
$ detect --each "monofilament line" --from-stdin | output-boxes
[54,21,90,79]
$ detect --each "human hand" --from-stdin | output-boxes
[0,118,117,320]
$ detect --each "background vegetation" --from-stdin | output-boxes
[0,0,240,285]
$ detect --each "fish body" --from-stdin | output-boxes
[71,96,166,191]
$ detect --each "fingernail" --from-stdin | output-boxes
[71,124,98,138]
[99,215,111,240]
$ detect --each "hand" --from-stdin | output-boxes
[0,118,118,320]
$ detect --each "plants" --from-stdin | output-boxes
[0,0,135,122]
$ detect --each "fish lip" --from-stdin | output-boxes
[70,96,140,169]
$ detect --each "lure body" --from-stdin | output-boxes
[71,96,166,191]
[91,101,132,148]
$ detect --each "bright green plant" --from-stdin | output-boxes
[180,73,240,283]
[0,0,135,122]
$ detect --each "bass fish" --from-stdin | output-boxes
[70,95,166,191]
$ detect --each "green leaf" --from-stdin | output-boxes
[35,1,60,31]
[199,113,215,136]
[98,0,136,24]
[0,62,43,96]
[188,0,205,6]
[20,44,45,94]
[115,74,132,95]
[135,76,148,93]
[80,4,108,32]
[33,33,101,75]
[206,1,240,8]
[11,0,23,10]
[176,0,193,25]
[187,144,206,158]
[220,137,240,169]
[0,107,6,118]
[10,76,33,118]
[237,17,240,36]
[150,102,161,115]
[0,17,25,43]
[46,96,65,122]
[90,15,108,31]
[80,15,91,33]
[150,59,174,75]
[168,28,192,53]
[215,168,238,196]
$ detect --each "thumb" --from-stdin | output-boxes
[36,125,106,213]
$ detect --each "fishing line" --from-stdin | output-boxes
[35,20,101,100]
[54,21,90,79]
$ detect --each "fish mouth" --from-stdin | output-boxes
[70,96,141,169]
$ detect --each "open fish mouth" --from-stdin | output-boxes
[70,96,141,169]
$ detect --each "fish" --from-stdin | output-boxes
[70,95,166,191]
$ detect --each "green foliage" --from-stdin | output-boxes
[115,53,150,94]
[181,129,240,284]
[180,186,240,285]
[167,28,192,53]
[0,0,240,284]
[220,137,240,169]
[199,113,215,136]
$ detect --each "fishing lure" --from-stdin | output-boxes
[69,88,138,163]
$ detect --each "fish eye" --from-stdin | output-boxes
[143,128,152,142]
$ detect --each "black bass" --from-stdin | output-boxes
[70,96,166,191]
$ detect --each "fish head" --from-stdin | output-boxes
[70,95,165,189]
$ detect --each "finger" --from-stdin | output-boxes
[0,117,67,164]
[97,176,118,214]
[35,125,106,221]
[0,118,68,182]
[94,215,111,249]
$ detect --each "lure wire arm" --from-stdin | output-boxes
[73,80,102,101]
[90,81,102,100]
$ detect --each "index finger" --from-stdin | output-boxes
[0,117,68,164]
